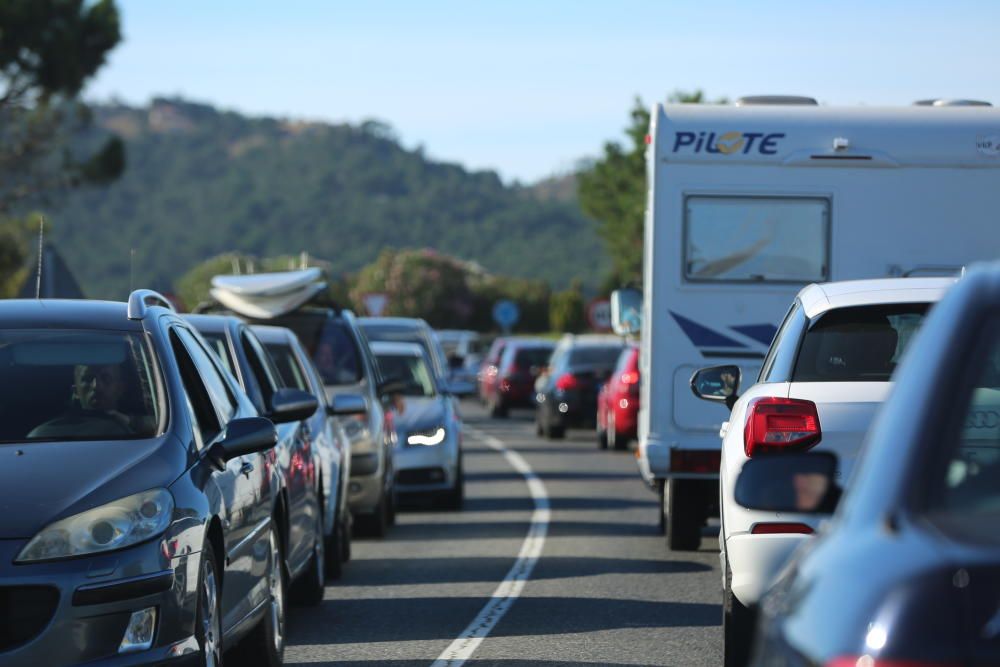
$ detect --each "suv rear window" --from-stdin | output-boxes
[273,313,362,385]
[511,347,553,369]
[0,330,163,442]
[792,304,929,382]
[568,345,625,367]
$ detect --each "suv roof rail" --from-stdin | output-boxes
[735,95,818,106]
[128,289,176,320]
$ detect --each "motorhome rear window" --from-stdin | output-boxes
[684,196,829,283]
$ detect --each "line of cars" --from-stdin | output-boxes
[0,285,465,666]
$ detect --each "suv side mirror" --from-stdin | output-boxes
[329,393,367,416]
[690,365,741,410]
[734,452,841,514]
[211,417,277,463]
[269,387,319,424]
[611,288,642,336]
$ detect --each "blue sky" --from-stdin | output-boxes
[87,0,1000,182]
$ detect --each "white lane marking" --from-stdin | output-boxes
[430,425,550,667]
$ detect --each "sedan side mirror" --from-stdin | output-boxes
[690,365,741,410]
[210,417,277,463]
[329,393,367,416]
[734,452,841,514]
[269,387,319,424]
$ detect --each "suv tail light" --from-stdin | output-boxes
[827,658,961,667]
[555,373,580,391]
[744,397,821,457]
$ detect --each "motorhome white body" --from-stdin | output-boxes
[638,102,1000,546]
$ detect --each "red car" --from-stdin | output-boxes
[478,336,508,406]
[486,339,555,417]
[596,344,639,450]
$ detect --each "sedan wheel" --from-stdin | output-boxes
[197,543,222,667]
[232,523,286,666]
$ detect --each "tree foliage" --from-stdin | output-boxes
[577,90,728,285]
[549,280,587,334]
[0,0,124,212]
[43,99,608,299]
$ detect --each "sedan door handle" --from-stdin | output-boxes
[240,460,254,478]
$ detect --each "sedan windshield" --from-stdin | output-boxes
[375,353,436,397]
[0,330,163,442]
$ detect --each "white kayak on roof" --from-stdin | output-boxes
[210,281,326,319]
[211,268,322,297]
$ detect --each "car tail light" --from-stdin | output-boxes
[670,449,721,473]
[620,370,639,385]
[555,373,580,391]
[751,522,814,535]
[827,658,961,667]
[744,397,821,457]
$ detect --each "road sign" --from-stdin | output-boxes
[587,298,612,332]
[362,292,388,317]
[492,299,520,331]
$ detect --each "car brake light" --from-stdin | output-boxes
[744,397,821,457]
[670,449,721,473]
[751,523,814,535]
[827,658,961,667]
[620,370,639,385]
[555,373,580,391]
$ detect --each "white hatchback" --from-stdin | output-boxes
[690,277,956,667]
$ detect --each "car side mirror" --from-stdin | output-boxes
[611,288,642,336]
[690,364,741,410]
[734,452,841,514]
[328,393,367,416]
[210,417,277,463]
[268,387,319,424]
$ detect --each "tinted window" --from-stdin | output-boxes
[241,331,283,407]
[175,328,237,424]
[512,347,554,369]
[273,312,363,385]
[266,342,310,392]
[927,321,1000,537]
[0,330,163,442]
[201,332,236,378]
[568,345,625,368]
[375,353,436,397]
[685,196,829,283]
[791,304,929,383]
[362,324,442,374]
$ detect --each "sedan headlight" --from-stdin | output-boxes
[17,488,174,562]
[407,426,446,446]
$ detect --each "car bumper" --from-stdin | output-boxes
[393,440,459,494]
[348,452,385,515]
[725,532,810,606]
[0,538,202,667]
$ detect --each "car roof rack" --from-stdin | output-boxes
[128,289,176,320]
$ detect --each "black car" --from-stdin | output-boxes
[253,324,366,578]
[184,314,329,605]
[745,265,1000,666]
[0,290,314,666]
[535,335,626,439]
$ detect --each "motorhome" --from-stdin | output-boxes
[636,97,1000,550]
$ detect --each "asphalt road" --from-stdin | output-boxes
[282,401,723,667]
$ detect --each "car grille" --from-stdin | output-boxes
[397,467,447,485]
[0,586,59,652]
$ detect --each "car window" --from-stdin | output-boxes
[568,345,624,367]
[925,320,1000,540]
[512,347,554,370]
[266,341,310,392]
[613,347,637,375]
[174,327,237,425]
[684,195,829,283]
[375,353,436,397]
[362,324,441,374]
[170,329,224,446]
[241,330,283,408]
[760,302,807,383]
[791,303,930,383]
[201,332,237,379]
[273,312,363,386]
[0,329,163,443]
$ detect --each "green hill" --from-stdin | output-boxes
[43,98,607,299]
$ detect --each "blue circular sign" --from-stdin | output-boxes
[492,299,520,329]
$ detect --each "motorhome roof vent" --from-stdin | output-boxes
[735,95,818,106]
[913,99,992,107]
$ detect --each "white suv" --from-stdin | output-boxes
[691,277,955,667]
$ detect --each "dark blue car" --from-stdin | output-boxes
[0,291,315,666]
[743,265,1000,666]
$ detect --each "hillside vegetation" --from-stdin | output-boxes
[42,98,607,299]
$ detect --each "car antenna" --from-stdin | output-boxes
[34,215,44,299]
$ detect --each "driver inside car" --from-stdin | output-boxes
[29,363,140,438]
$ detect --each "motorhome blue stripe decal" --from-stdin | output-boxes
[729,324,778,347]
[669,311,747,349]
